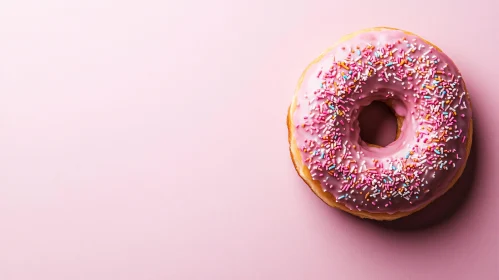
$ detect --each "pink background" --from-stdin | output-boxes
[0,0,498,279]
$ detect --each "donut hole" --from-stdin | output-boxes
[358,101,398,147]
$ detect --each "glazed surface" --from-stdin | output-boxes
[291,28,472,214]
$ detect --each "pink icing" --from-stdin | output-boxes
[292,28,472,214]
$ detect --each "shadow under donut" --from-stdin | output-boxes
[351,100,479,230]
[375,125,478,231]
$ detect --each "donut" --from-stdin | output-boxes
[287,27,472,220]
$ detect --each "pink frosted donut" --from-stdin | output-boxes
[288,27,472,220]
